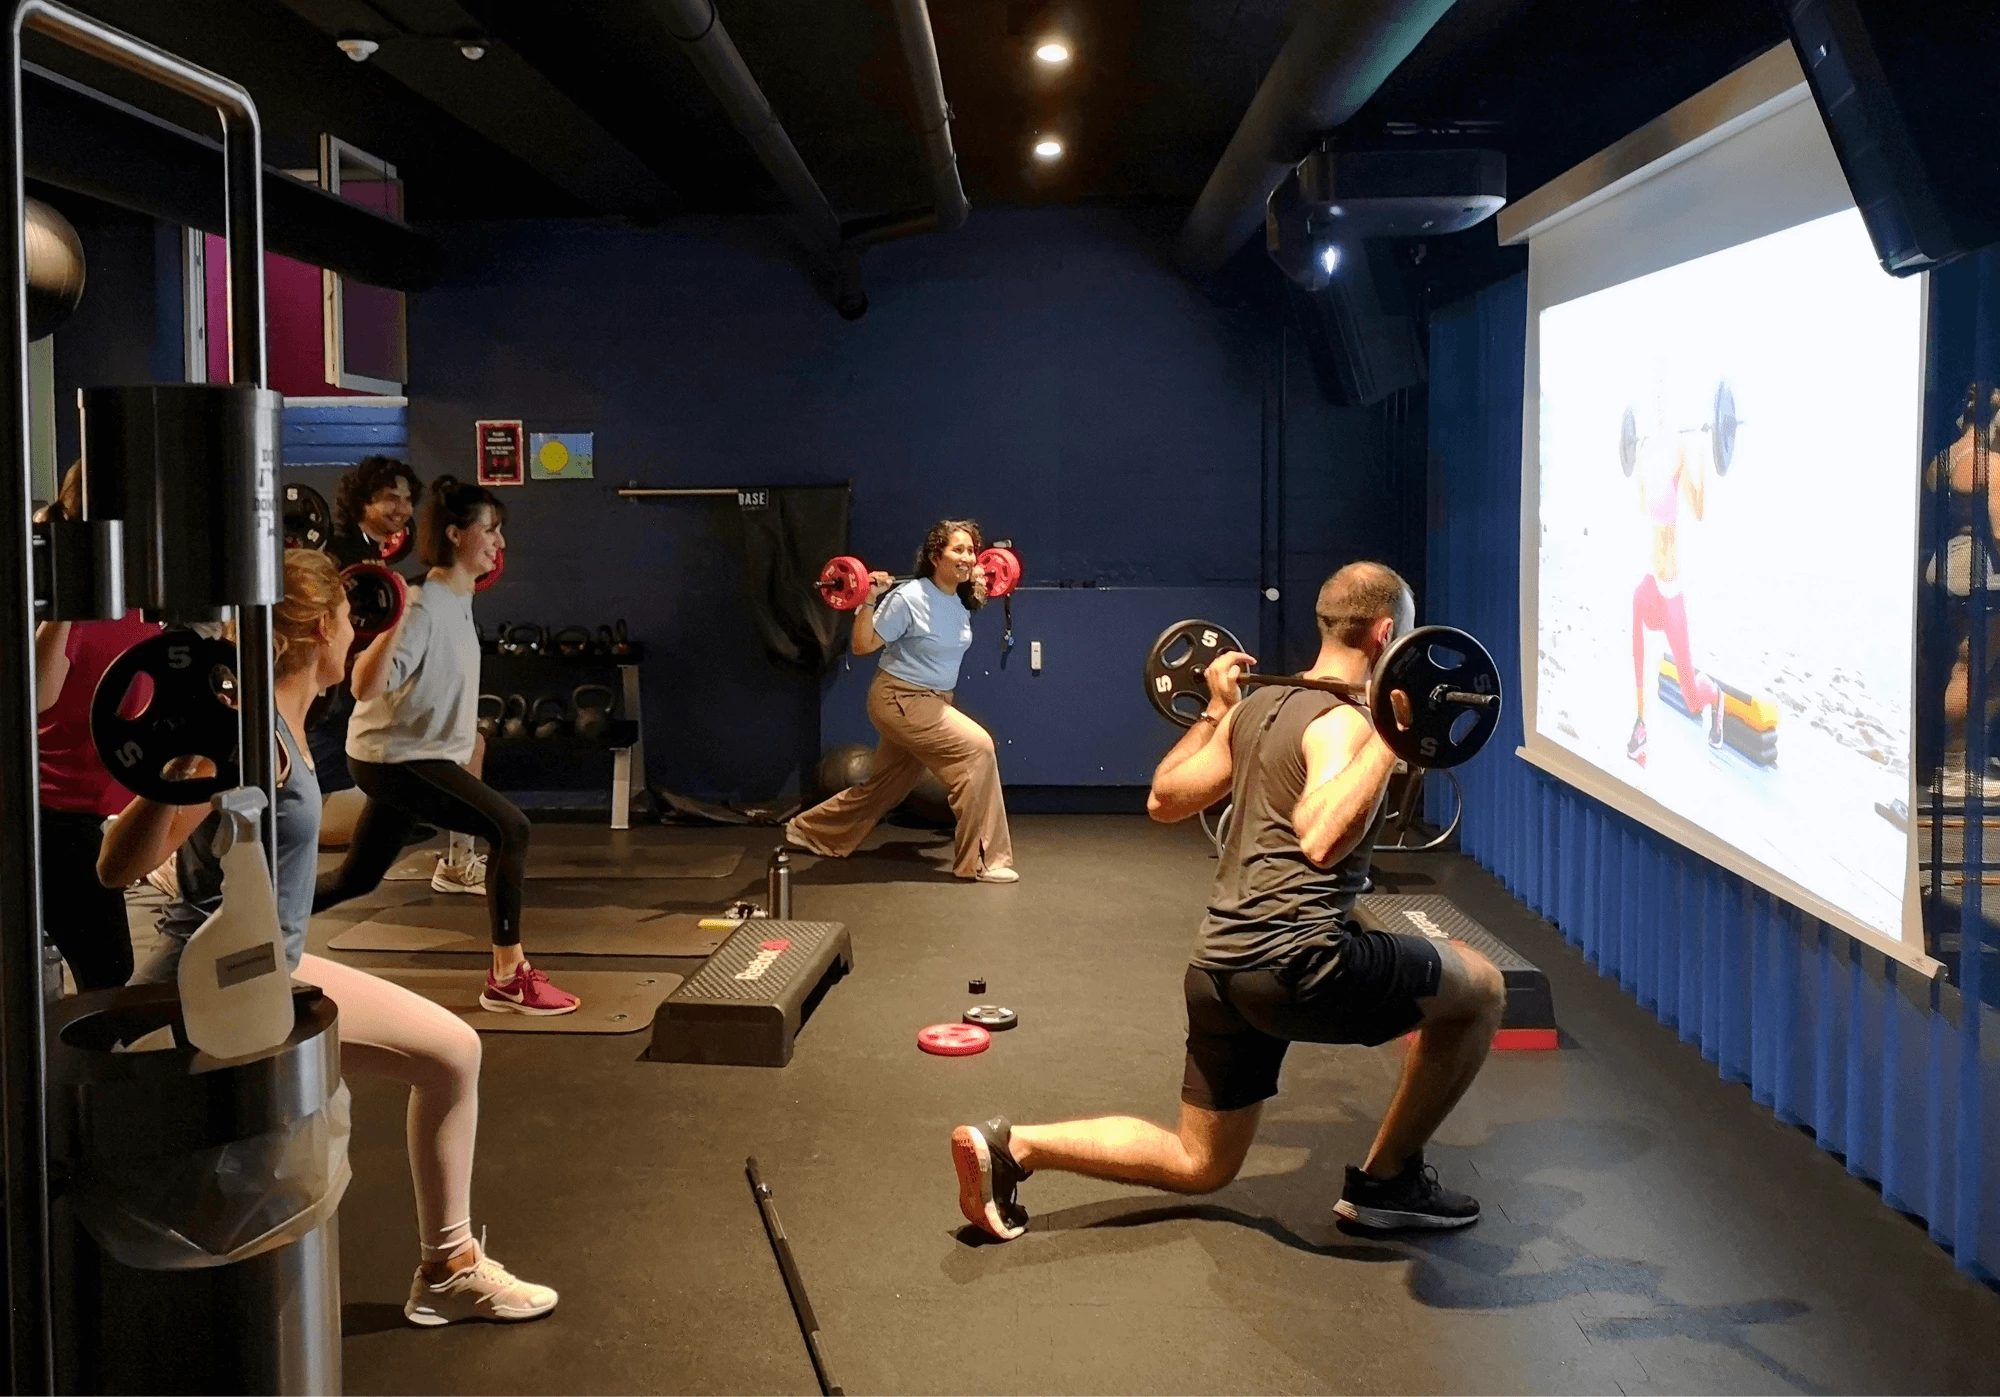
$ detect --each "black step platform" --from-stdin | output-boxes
[650,920,852,1067]
[1353,894,1557,1048]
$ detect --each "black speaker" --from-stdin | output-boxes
[1781,0,2000,274]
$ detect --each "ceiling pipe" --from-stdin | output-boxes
[646,0,867,317]
[883,0,969,232]
[1176,0,1460,277]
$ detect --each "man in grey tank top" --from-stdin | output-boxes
[951,563,1508,1239]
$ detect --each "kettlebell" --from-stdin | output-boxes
[532,695,568,740]
[501,693,529,741]
[594,624,615,658]
[611,619,634,658]
[476,693,504,741]
[553,625,592,658]
[572,683,616,741]
[503,622,547,657]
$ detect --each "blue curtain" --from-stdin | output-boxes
[1426,273,1998,1281]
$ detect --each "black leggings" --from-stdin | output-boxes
[39,807,135,990]
[314,758,530,946]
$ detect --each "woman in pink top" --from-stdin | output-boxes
[1627,394,1722,766]
[32,464,160,988]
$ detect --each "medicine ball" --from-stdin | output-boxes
[815,743,874,800]
[896,770,953,828]
[24,199,84,341]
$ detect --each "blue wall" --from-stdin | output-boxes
[404,210,1403,800]
[1427,273,2000,1281]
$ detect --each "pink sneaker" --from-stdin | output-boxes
[479,961,580,1016]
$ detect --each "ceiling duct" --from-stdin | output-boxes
[882,0,968,234]
[1176,0,1461,277]
[646,0,867,317]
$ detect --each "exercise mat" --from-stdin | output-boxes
[327,903,729,957]
[369,969,682,1035]
[377,838,744,882]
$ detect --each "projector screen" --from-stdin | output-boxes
[1512,51,1934,966]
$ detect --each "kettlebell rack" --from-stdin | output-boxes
[478,641,646,830]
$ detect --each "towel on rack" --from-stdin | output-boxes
[733,483,854,673]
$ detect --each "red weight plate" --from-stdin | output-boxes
[382,528,413,565]
[917,1022,990,1056]
[342,562,408,640]
[476,545,506,593]
[816,555,871,611]
[977,546,1021,599]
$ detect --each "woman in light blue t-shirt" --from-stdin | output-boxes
[787,519,1017,882]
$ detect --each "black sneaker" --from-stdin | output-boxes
[1333,1153,1480,1231]
[1705,700,1726,750]
[951,1117,1031,1240]
[1626,718,1647,766]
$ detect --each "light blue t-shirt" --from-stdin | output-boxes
[872,577,973,691]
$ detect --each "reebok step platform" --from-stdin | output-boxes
[1353,894,1557,1049]
[650,920,852,1067]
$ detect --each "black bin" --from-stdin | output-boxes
[47,983,346,1395]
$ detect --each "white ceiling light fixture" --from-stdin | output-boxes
[458,39,488,60]
[1033,136,1064,162]
[335,35,379,62]
[1034,39,1071,65]
[1318,244,1341,275]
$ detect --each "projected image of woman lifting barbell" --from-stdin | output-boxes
[1625,385,1727,767]
[787,519,1018,883]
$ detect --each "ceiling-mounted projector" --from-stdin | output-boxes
[1267,147,1507,289]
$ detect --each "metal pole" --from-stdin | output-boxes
[0,8,278,1386]
[0,14,51,1387]
[744,1158,841,1397]
[220,87,277,880]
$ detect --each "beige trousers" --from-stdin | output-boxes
[790,673,1013,877]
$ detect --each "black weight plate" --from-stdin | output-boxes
[90,631,241,804]
[283,483,331,551]
[964,1004,1018,1030]
[1144,618,1245,728]
[1370,625,1502,770]
[1712,379,1736,476]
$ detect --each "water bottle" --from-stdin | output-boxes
[767,847,793,920]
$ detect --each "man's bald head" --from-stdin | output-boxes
[1314,562,1415,650]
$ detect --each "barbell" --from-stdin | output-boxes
[1620,379,1739,478]
[816,545,1023,612]
[1142,618,1504,770]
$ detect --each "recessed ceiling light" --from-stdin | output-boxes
[1033,137,1064,161]
[1318,244,1341,275]
[1034,39,1071,65]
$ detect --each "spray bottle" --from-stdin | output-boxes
[177,788,294,1060]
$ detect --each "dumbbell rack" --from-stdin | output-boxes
[480,644,646,829]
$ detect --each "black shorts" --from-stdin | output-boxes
[1181,930,1444,1112]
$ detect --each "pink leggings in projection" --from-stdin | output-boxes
[294,954,480,1261]
[1633,574,1719,715]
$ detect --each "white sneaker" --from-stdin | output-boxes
[431,853,487,896]
[970,866,1019,884]
[405,1237,557,1326]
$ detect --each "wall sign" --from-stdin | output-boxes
[475,419,525,487]
[530,432,594,480]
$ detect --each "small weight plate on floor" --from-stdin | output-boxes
[963,1004,1017,1030]
[918,1022,990,1056]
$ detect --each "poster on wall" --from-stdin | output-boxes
[475,419,525,486]
[529,432,594,480]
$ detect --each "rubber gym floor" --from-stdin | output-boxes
[273,815,2000,1395]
